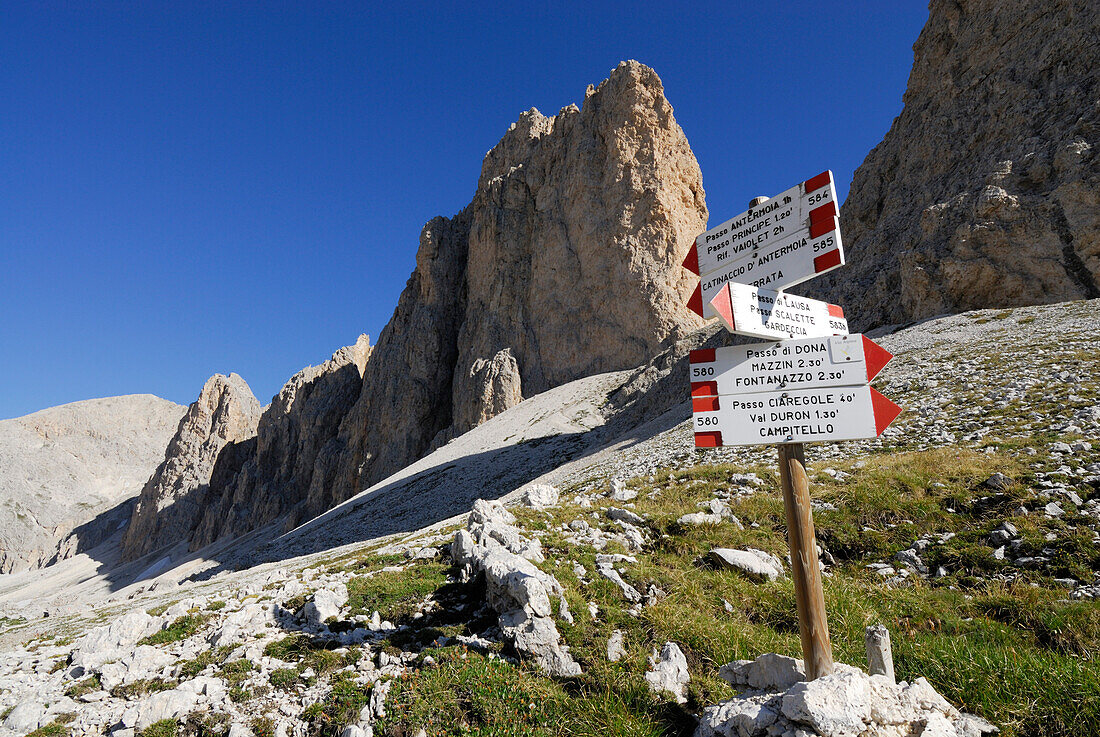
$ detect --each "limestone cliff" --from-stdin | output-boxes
[190,336,371,547]
[318,60,706,514]
[173,61,706,551]
[811,0,1100,329]
[120,375,260,560]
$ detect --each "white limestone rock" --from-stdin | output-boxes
[3,702,46,733]
[609,478,637,502]
[305,584,350,625]
[645,642,690,704]
[697,653,996,737]
[782,669,872,736]
[607,630,627,662]
[451,499,581,676]
[521,483,560,510]
[708,548,785,582]
[71,610,164,669]
[719,653,806,692]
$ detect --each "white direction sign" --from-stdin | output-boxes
[692,384,902,447]
[684,171,839,278]
[707,281,848,339]
[688,334,893,398]
[690,224,843,314]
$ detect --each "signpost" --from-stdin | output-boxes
[691,384,901,447]
[688,335,894,398]
[683,182,903,681]
[683,171,842,282]
[705,281,848,339]
[687,223,843,315]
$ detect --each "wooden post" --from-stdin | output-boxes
[745,195,834,679]
[778,442,835,680]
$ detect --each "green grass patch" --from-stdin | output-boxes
[269,667,301,690]
[64,673,102,698]
[137,719,178,737]
[263,635,357,678]
[111,678,178,699]
[139,614,212,645]
[345,562,449,622]
[23,716,75,737]
[218,658,254,685]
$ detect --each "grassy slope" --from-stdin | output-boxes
[294,440,1098,737]
[231,307,1100,737]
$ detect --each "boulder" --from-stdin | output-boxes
[3,702,46,733]
[609,478,637,502]
[305,584,350,626]
[521,483,560,510]
[719,654,806,692]
[71,610,164,669]
[451,499,581,676]
[781,669,872,736]
[697,653,997,737]
[708,548,785,582]
[129,688,201,729]
[645,642,690,704]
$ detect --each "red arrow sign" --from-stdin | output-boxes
[705,281,848,339]
[692,385,902,447]
[688,335,893,398]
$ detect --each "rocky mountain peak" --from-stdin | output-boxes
[811,0,1100,329]
[120,374,261,561]
[0,395,184,574]
[112,61,708,557]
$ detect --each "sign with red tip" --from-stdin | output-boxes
[688,334,892,397]
[682,243,700,275]
[870,388,902,435]
[860,336,893,382]
[692,384,901,446]
[708,282,848,340]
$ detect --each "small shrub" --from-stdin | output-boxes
[282,594,308,613]
[218,658,254,685]
[250,717,275,737]
[111,679,177,699]
[64,674,102,698]
[137,719,178,737]
[269,668,300,690]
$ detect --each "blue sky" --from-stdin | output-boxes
[0,2,929,419]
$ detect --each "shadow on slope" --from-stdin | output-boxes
[239,323,733,567]
[0,325,727,612]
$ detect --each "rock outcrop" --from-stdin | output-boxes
[451,499,581,676]
[812,0,1100,329]
[139,60,706,555]
[324,60,706,508]
[697,654,997,737]
[190,336,371,548]
[0,395,185,573]
[121,375,261,560]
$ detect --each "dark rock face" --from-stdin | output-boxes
[811,0,1100,330]
[190,337,372,549]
